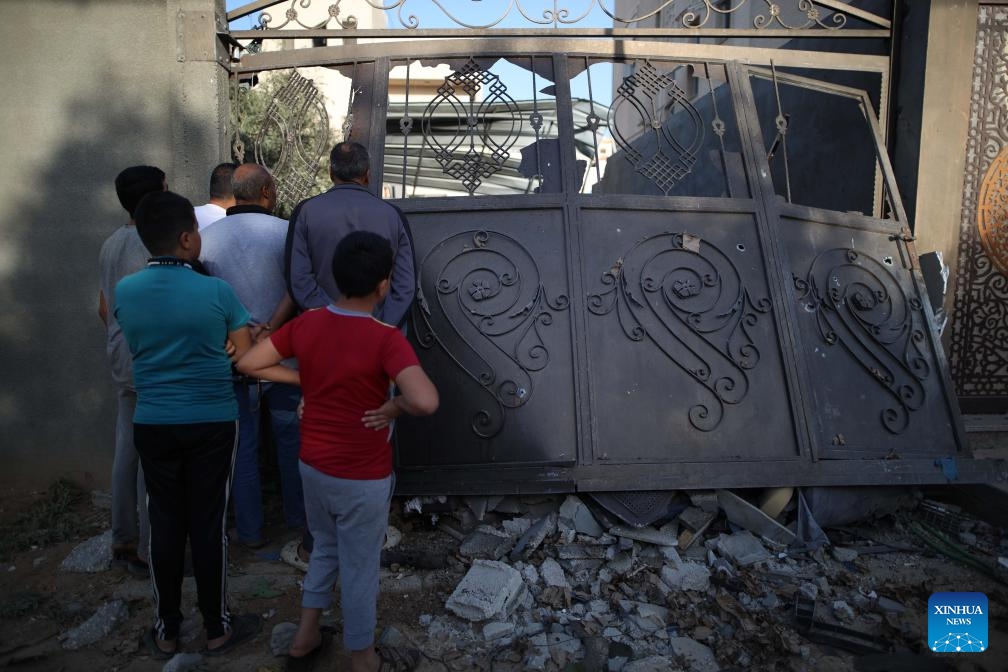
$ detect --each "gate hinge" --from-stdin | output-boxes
[890,229,919,270]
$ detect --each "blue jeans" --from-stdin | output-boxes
[232,381,311,548]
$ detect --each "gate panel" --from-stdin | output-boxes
[579,199,801,464]
[395,200,578,471]
[779,206,964,458]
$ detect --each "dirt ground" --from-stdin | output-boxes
[2,483,1008,671]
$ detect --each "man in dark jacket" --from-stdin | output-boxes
[284,142,415,327]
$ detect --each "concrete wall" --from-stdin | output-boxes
[913,0,979,325]
[0,0,229,490]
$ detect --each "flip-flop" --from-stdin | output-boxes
[284,630,332,672]
[140,627,176,660]
[375,642,421,671]
[280,540,310,572]
[203,613,262,657]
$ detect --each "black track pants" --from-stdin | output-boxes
[135,421,236,640]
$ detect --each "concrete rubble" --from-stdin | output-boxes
[35,486,1008,671]
[393,488,1008,671]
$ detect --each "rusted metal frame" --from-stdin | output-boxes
[393,193,567,215]
[551,54,594,471]
[233,38,890,74]
[573,193,760,213]
[227,27,891,40]
[749,65,889,218]
[776,202,901,233]
[570,458,1005,492]
[395,465,576,494]
[857,88,969,457]
[815,0,892,28]
[369,57,391,191]
[728,61,816,462]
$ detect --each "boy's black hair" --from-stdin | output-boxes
[209,162,238,199]
[134,191,197,256]
[329,142,369,182]
[331,231,394,298]
[115,165,165,218]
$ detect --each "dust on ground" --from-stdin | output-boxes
[1,482,1007,671]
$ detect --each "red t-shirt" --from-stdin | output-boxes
[270,307,419,479]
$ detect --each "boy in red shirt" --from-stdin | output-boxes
[238,231,437,672]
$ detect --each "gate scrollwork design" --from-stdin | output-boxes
[421,58,523,196]
[609,61,705,196]
[793,249,931,434]
[587,233,771,432]
[413,231,569,438]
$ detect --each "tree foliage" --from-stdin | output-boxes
[235,70,335,219]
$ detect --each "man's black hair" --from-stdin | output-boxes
[209,162,238,199]
[331,231,393,298]
[329,142,369,182]
[134,191,197,256]
[115,165,165,218]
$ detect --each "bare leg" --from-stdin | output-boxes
[288,607,322,657]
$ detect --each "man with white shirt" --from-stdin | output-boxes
[200,163,308,555]
[193,162,237,230]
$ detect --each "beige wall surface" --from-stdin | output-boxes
[0,0,228,489]
[915,0,979,315]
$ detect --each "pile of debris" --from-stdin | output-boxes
[379,487,1007,671]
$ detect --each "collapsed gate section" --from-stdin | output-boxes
[230,38,985,493]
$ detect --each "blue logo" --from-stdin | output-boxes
[928,592,988,653]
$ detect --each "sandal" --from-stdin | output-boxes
[376,642,420,671]
[280,540,310,572]
[140,627,176,660]
[203,613,262,657]
[285,630,332,672]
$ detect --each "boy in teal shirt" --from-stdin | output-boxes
[115,191,266,658]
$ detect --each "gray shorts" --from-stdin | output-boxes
[298,461,392,651]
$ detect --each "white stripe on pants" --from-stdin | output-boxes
[299,461,392,651]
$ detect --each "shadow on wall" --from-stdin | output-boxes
[0,69,210,490]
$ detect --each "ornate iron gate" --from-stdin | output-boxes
[949,4,1008,416]
[225,1,999,493]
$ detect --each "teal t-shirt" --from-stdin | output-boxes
[114,263,251,424]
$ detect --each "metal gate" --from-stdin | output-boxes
[225,1,998,493]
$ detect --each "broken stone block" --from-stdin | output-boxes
[502,516,533,537]
[482,621,515,641]
[560,558,604,575]
[661,561,711,592]
[558,544,608,560]
[832,599,855,622]
[61,599,128,650]
[799,582,818,601]
[269,622,297,656]
[539,557,570,590]
[560,495,604,537]
[717,489,797,546]
[459,525,513,560]
[509,512,558,561]
[622,654,676,671]
[548,630,584,666]
[668,636,720,672]
[610,524,678,547]
[162,653,203,672]
[831,546,859,563]
[689,491,719,512]
[715,531,771,566]
[446,559,528,622]
[60,530,113,573]
[520,562,541,588]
